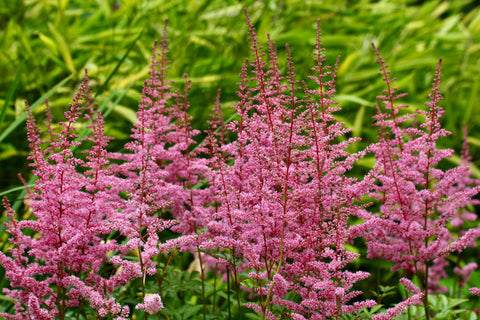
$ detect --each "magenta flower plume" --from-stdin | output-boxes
[108,26,185,272]
[106,21,210,316]
[111,20,209,241]
[0,73,128,319]
[364,44,480,309]
[203,11,374,319]
[135,293,164,314]
[470,287,480,296]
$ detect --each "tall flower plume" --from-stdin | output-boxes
[203,11,375,319]
[0,73,128,319]
[364,44,480,317]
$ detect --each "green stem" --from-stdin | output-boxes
[453,240,462,298]
[138,246,149,320]
[424,263,430,320]
[227,270,232,320]
[197,246,207,320]
[212,263,218,314]
[231,248,242,316]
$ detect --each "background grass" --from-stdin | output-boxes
[1,0,480,317]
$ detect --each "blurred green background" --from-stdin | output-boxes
[1,0,480,197]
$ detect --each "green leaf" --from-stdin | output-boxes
[182,305,204,319]
[0,184,34,197]
[244,313,261,320]
[199,4,243,20]
[95,30,144,98]
[467,311,478,320]
[0,75,73,144]
[352,105,366,138]
[113,105,138,124]
[336,94,374,107]
[38,32,58,55]
[464,79,478,127]
[0,60,23,128]
[48,22,76,74]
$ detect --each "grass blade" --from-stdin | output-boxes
[95,30,144,98]
[103,83,133,118]
[48,23,76,74]
[0,74,73,144]
[0,60,24,129]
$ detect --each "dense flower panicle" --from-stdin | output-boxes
[372,293,424,320]
[106,21,211,315]
[135,293,164,314]
[0,23,208,315]
[203,11,374,318]
[470,287,480,296]
[0,73,128,319]
[112,20,209,240]
[166,74,211,236]
[205,88,227,163]
[364,45,480,293]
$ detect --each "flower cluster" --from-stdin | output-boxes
[1,10,479,320]
[364,45,480,290]
[0,22,203,320]
[362,45,480,318]
[203,12,375,319]
[0,74,129,319]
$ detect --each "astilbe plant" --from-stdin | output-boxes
[0,22,209,319]
[455,125,480,297]
[0,74,129,319]
[108,20,209,316]
[363,44,480,319]
[202,12,375,320]
[445,124,480,296]
[2,12,480,320]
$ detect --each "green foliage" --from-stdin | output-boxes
[161,269,205,320]
[1,0,480,318]
[396,295,476,320]
[340,304,385,320]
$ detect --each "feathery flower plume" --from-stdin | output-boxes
[203,11,374,319]
[107,20,209,318]
[364,45,480,317]
[0,73,128,319]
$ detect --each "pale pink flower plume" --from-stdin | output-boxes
[135,294,164,314]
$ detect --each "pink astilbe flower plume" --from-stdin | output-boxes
[450,124,480,229]
[135,293,164,314]
[110,20,209,241]
[107,20,209,316]
[453,124,480,295]
[364,45,480,316]
[4,12,478,320]
[166,74,211,236]
[0,72,128,319]
[203,11,375,319]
